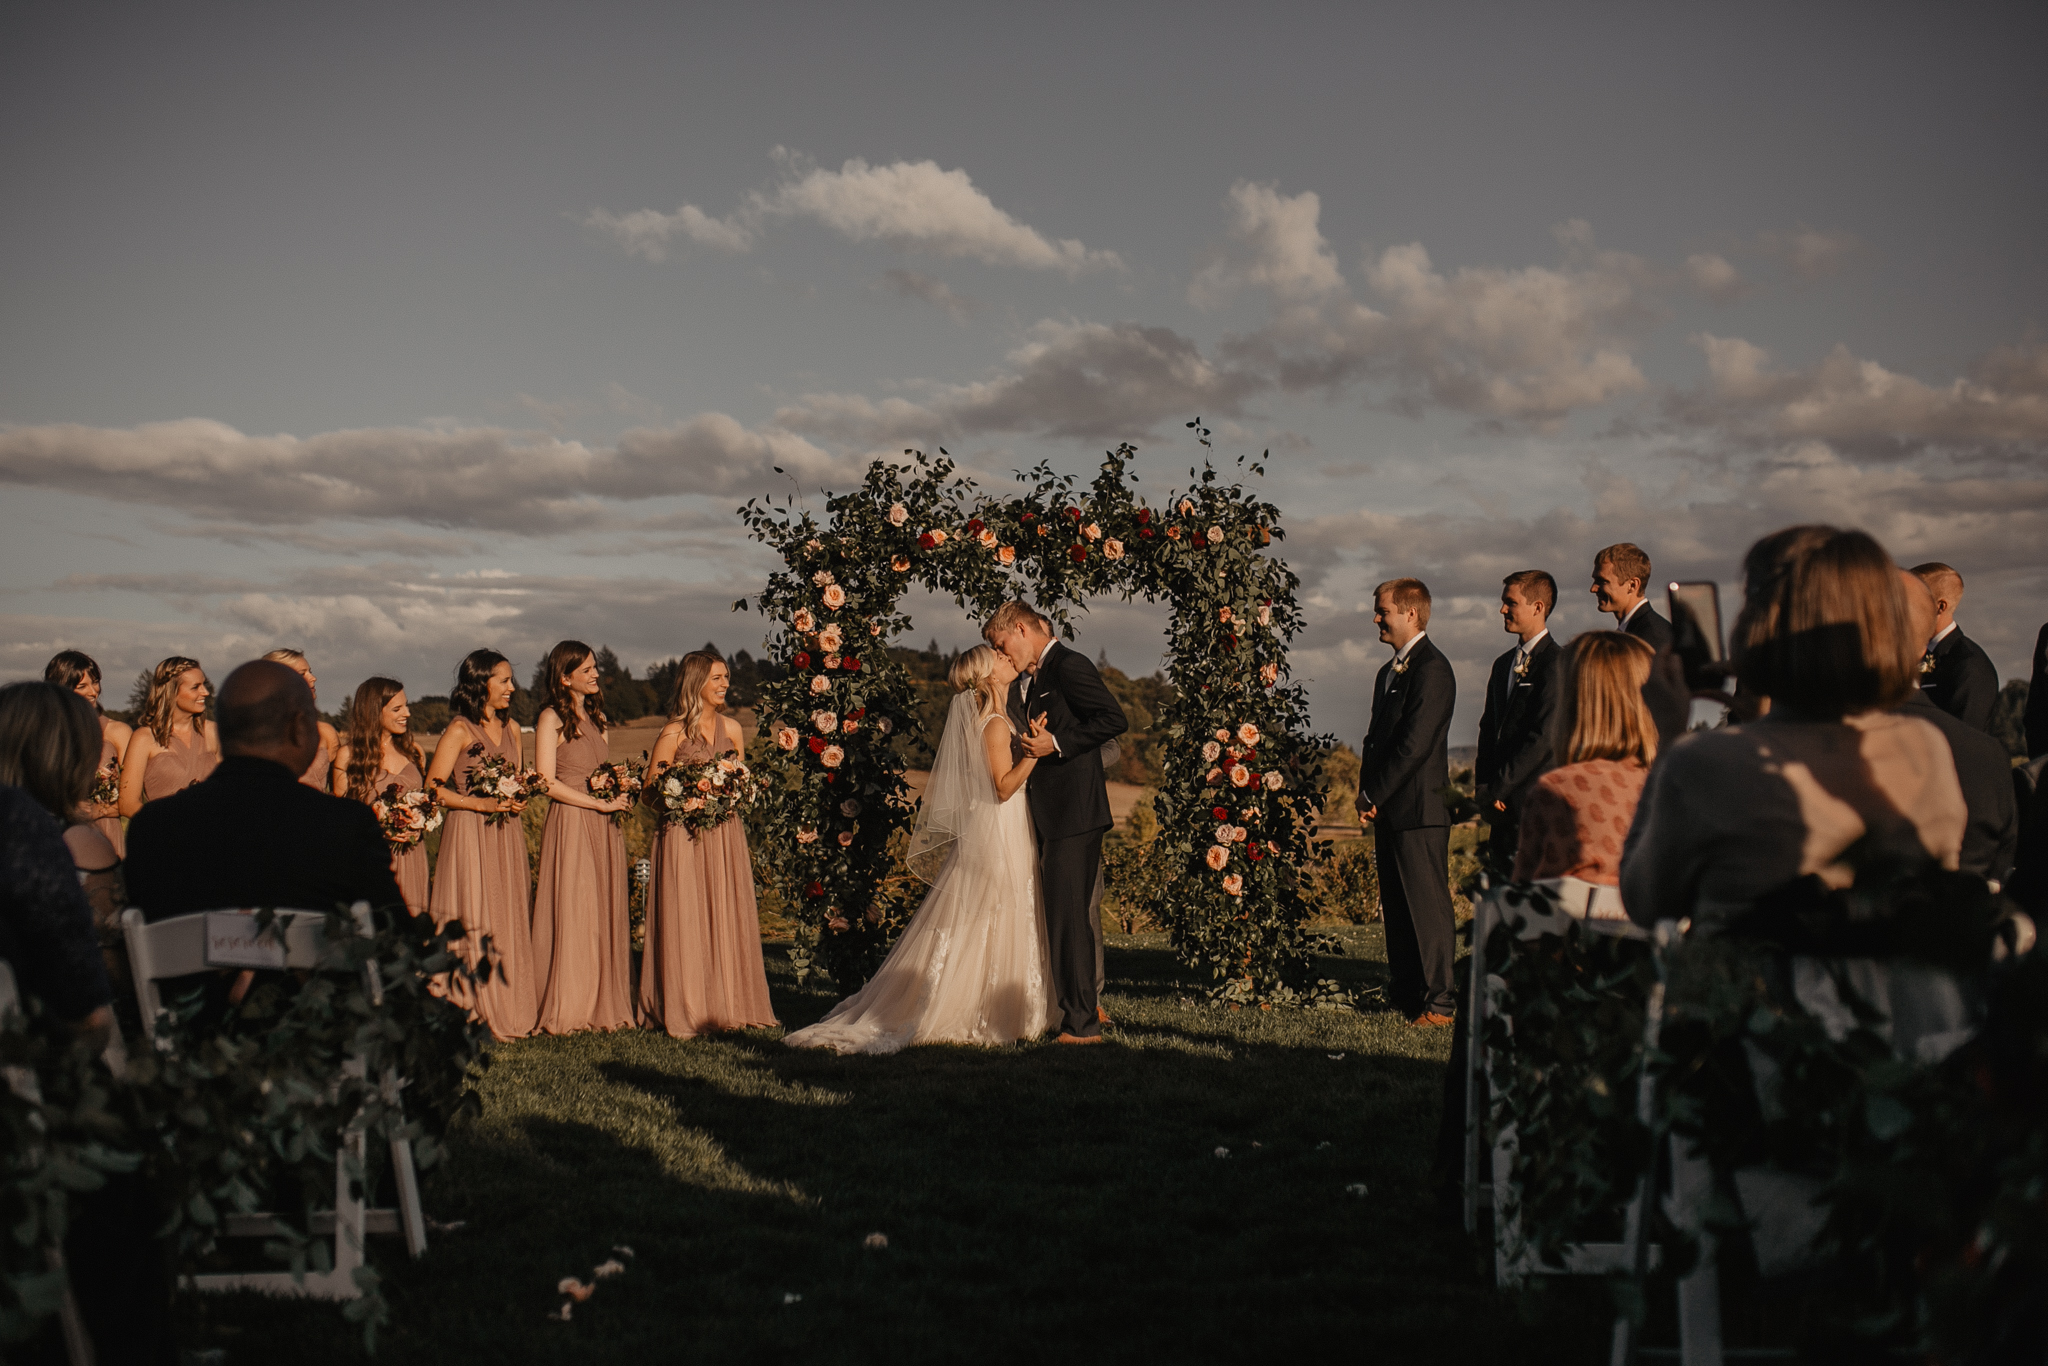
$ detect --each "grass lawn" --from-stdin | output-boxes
[180,927,1607,1363]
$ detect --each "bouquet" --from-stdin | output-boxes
[463,744,546,827]
[653,752,762,838]
[587,757,644,827]
[372,783,444,849]
[90,759,120,809]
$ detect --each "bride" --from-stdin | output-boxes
[783,645,1060,1054]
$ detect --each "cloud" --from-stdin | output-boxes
[882,269,976,322]
[1755,225,1864,279]
[1683,252,1747,302]
[1188,182,1345,308]
[582,152,1123,276]
[0,414,850,534]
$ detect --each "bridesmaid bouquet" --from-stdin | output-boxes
[587,757,645,827]
[654,753,762,838]
[372,784,444,849]
[463,746,541,827]
[90,759,120,809]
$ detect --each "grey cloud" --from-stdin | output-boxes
[1755,225,1865,280]
[883,269,976,322]
[1683,252,1748,302]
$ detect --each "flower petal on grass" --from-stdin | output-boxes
[1213,1146,1230,1159]
[863,1232,889,1250]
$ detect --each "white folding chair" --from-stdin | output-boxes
[1462,878,1655,1287]
[1,960,96,1366]
[119,905,429,1299]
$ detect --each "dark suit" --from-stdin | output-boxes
[1474,633,1561,879]
[2023,623,2048,759]
[1358,634,1457,1017]
[1623,602,1691,744]
[126,755,405,920]
[1919,625,2000,733]
[1899,690,2017,883]
[1009,642,1128,1037]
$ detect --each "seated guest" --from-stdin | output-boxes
[1475,570,1561,883]
[0,682,129,1003]
[1589,541,1690,743]
[126,659,403,922]
[1621,527,1965,933]
[1896,570,2017,884]
[1511,633,1657,900]
[1910,562,2001,733]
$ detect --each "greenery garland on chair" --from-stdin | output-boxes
[736,429,1336,1000]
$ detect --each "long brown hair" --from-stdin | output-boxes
[343,676,425,803]
[43,651,103,711]
[451,648,512,725]
[0,682,102,819]
[142,656,205,746]
[669,650,723,742]
[1733,526,1916,719]
[1557,632,1658,767]
[543,640,607,742]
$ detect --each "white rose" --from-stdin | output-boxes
[888,503,908,526]
[810,676,831,695]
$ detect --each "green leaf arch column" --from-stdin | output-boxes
[736,439,1335,998]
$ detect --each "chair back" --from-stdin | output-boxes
[120,905,376,1041]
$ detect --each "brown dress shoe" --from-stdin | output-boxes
[1406,1011,1454,1028]
[1097,1005,1112,1025]
[1055,1032,1106,1045]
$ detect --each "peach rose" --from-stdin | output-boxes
[876,717,894,734]
[775,726,799,750]
[792,609,816,632]
[797,827,819,844]
[888,503,908,526]
[1202,740,1221,762]
[1205,845,1230,871]
[824,653,842,670]
[812,710,837,733]
[805,538,823,554]
[997,545,1016,565]
[1257,603,1272,626]
[1206,766,1223,784]
[1237,723,1260,746]
[1178,499,1195,514]
[927,528,948,546]
[813,570,835,586]
[1207,525,1224,545]
[891,554,911,572]
[1166,526,1181,541]
[1036,524,1049,537]
[1232,826,1248,842]
[1260,663,1279,687]
[1222,874,1243,897]
[842,718,860,733]
[819,624,843,651]
[821,745,844,768]
[1103,538,1123,560]
[978,528,998,549]
[1218,606,1233,623]
[810,675,831,695]
[1216,824,1234,844]
[822,584,847,610]
[1082,523,1101,541]
[1230,766,1253,788]
[1263,770,1284,791]
[837,831,855,847]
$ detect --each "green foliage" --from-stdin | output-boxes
[2,903,489,1351]
[407,695,453,737]
[1307,837,1381,924]
[736,436,1334,999]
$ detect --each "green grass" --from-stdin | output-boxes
[180,930,1607,1363]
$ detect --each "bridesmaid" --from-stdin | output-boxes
[530,639,636,1035]
[44,650,132,856]
[335,676,432,916]
[425,650,539,1041]
[262,649,340,791]
[119,656,218,815]
[639,651,777,1037]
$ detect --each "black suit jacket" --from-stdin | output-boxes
[126,755,406,921]
[1899,690,2017,882]
[1358,634,1456,832]
[2023,622,2048,759]
[1920,626,2000,733]
[1474,633,1560,806]
[1624,603,1691,743]
[1008,642,1129,842]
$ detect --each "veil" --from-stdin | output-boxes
[906,689,1003,883]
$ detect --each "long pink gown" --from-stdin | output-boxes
[531,716,636,1035]
[93,727,126,857]
[142,725,217,801]
[300,739,332,791]
[376,758,432,916]
[639,733,778,1037]
[428,719,538,1041]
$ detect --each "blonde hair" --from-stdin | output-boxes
[1594,543,1653,591]
[261,648,308,667]
[1373,577,1432,628]
[949,645,1006,718]
[670,650,723,741]
[143,656,205,746]
[1559,632,1658,767]
[982,601,1049,644]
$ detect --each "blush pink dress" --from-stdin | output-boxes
[375,758,432,916]
[93,727,126,857]
[428,718,538,1040]
[300,740,333,791]
[142,724,217,801]
[531,715,636,1035]
[639,731,778,1037]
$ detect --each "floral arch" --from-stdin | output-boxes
[735,433,1334,1000]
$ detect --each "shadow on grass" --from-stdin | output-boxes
[177,937,1606,1364]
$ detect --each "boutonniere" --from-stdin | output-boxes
[1512,652,1531,681]
[1391,655,1412,676]
[1918,651,1936,675]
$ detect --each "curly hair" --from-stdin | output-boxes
[141,656,205,747]
[343,676,425,804]
[543,640,607,743]
[450,649,511,725]
[668,650,724,743]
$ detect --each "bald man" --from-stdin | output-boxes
[1911,562,2001,733]
[1898,571,2017,883]
[127,659,403,921]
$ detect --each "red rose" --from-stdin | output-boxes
[1070,544,1087,563]
[807,736,826,753]
[849,707,867,719]
[794,651,811,669]
[1137,507,1152,524]
[967,518,985,533]
[1139,527,1155,539]
[1213,806,1229,820]
[1021,511,1037,523]
[1066,507,1082,520]
[918,532,936,550]
[844,656,861,671]
[806,880,824,898]
[824,773,835,783]
[1220,753,1237,770]
[1228,634,1239,648]
[1248,846,1264,861]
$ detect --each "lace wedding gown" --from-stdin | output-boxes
[784,696,1059,1054]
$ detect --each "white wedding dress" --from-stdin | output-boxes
[783,693,1059,1054]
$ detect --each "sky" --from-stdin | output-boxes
[3,1,2044,744]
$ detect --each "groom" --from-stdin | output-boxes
[985,601,1128,1044]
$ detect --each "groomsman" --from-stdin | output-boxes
[1590,542,1688,743]
[1911,562,2001,733]
[1475,571,1561,881]
[1897,570,2017,882]
[1356,578,1457,1026]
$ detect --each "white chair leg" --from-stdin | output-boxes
[1491,1119,1524,1287]
[1668,1135,1724,1366]
[390,1136,428,1259]
[1463,901,1490,1235]
[333,1130,366,1282]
